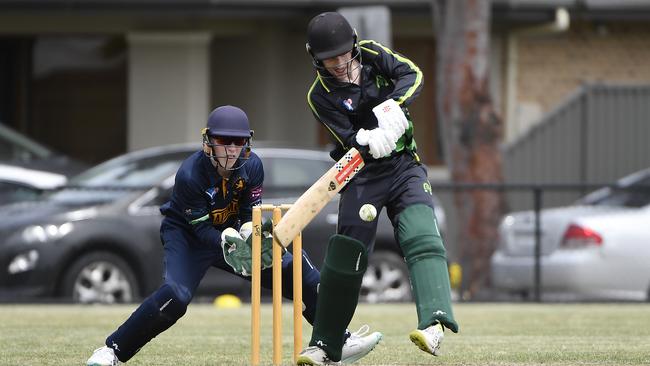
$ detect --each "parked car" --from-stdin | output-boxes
[491,168,650,301]
[0,164,67,205]
[0,123,86,177]
[0,143,447,304]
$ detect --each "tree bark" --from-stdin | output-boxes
[435,0,506,299]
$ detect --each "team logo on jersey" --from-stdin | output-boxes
[342,98,354,111]
[234,177,245,192]
[375,75,390,88]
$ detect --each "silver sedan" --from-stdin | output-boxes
[491,168,650,301]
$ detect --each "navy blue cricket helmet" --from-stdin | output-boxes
[201,105,253,170]
[204,105,252,138]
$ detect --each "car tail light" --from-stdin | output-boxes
[561,224,603,248]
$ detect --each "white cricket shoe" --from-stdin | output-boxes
[86,346,120,366]
[341,325,383,364]
[409,323,444,356]
[296,346,341,366]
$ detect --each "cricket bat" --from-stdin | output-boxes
[273,147,364,247]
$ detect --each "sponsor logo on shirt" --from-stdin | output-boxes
[205,187,218,204]
[342,98,354,111]
[210,199,240,225]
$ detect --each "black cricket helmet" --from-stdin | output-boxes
[201,105,253,170]
[306,12,361,78]
[306,12,357,61]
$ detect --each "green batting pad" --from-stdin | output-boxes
[398,204,459,333]
[310,234,367,361]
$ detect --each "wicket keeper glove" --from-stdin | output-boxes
[355,128,396,159]
[221,229,253,276]
[373,98,408,141]
[240,219,275,270]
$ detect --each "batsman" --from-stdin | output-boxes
[297,12,459,365]
[86,105,381,366]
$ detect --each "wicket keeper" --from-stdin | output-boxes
[86,105,381,366]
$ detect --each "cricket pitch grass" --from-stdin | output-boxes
[1,302,649,365]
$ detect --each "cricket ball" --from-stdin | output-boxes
[359,204,377,222]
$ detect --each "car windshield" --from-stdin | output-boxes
[0,123,53,161]
[69,155,184,188]
[581,173,650,208]
[47,150,190,204]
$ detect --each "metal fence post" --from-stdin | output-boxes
[533,187,542,302]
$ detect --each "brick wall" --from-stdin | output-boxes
[517,21,650,115]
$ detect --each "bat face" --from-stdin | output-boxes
[273,148,364,247]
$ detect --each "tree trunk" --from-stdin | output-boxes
[434,0,506,299]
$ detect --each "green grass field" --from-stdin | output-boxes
[1,302,649,365]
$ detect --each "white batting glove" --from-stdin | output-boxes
[373,99,408,141]
[355,128,371,146]
[356,128,396,159]
[370,128,396,158]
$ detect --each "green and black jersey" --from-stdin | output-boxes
[307,40,423,161]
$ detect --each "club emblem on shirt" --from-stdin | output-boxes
[234,177,245,191]
[342,98,354,111]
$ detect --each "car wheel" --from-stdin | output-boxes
[61,251,139,304]
[360,250,411,303]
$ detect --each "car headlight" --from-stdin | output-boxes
[8,249,39,274]
[21,222,74,243]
